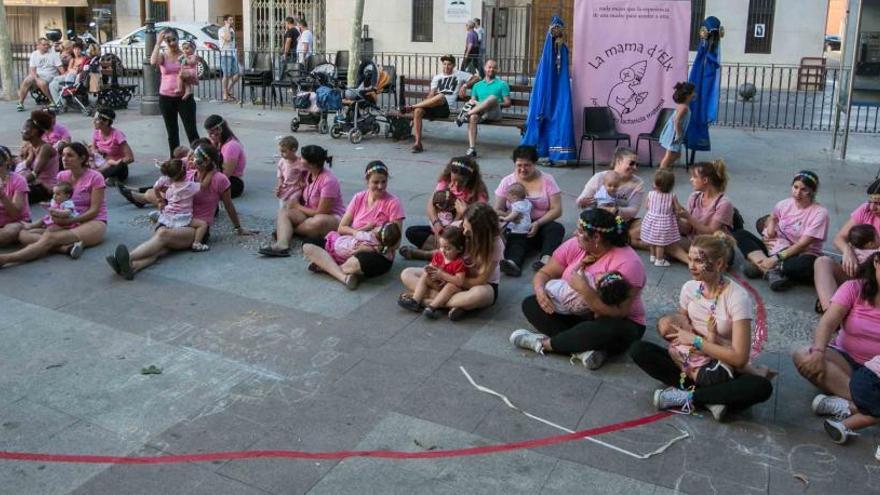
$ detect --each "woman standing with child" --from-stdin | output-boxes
[658,82,695,169]
[494,145,564,277]
[302,160,405,289]
[151,28,200,158]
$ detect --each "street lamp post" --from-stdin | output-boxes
[140,0,160,115]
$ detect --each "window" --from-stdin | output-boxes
[412,0,433,42]
[744,0,776,54]
[689,0,706,51]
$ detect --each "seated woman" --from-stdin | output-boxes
[576,147,644,238]
[399,202,503,321]
[91,108,135,183]
[259,145,345,257]
[0,143,106,267]
[493,144,564,276]
[302,160,405,289]
[205,115,247,198]
[0,145,31,247]
[629,234,774,421]
[399,156,488,261]
[41,109,71,153]
[814,178,880,313]
[107,143,254,280]
[117,138,210,209]
[16,111,60,204]
[510,208,647,370]
[732,170,829,292]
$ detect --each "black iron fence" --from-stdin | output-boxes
[8,44,879,133]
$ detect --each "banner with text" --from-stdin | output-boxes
[572,0,690,162]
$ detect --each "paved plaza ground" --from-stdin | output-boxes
[1,98,879,494]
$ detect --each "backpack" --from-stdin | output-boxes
[316,86,342,111]
[387,115,412,141]
[294,92,312,110]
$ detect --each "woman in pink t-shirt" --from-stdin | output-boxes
[733,170,829,292]
[399,156,488,262]
[493,145,564,276]
[0,143,106,267]
[205,115,246,198]
[577,148,644,235]
[107,143,254,280]
[814,178,880,313]
[42,110,71,152]
[509,208,647,370]
[794,252,880,422]
[150,28,200,158]
[16,111,59,204]
[630,234,773,419]
[91,108,134,183]
[400,203,503,321]
[303,161,406,288]
[260,145,344,257]
[0,145,31,247]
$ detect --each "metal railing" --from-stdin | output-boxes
[7,45,878,133]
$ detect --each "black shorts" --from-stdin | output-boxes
[229,176,244,198]
[851,366,880,417]
[422,99,450,120]
[303,235,393,279]
[490,283,499,305]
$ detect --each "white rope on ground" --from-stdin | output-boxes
[459,366,689,460]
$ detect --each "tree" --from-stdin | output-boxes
[348,0,365,88]
[0,0,15,100]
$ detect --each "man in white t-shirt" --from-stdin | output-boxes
[218,15,240,102]
[296,19,314,65]
[403,54,477,153]
[17,38,64,112]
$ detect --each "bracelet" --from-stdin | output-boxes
[693,336,704,351]
[809,346,825,354]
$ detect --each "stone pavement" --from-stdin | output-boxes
[1,99,879,494]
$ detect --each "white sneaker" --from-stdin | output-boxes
[654,259,671,267]
[874,445,880,462]
[706,404,727,422]
[811,394,852,419]
[509,329,544,355]
[69,241,84,260]
[649,255,656,263]
[570,350,607,370]
[653,387,692,412]
[823,419,855,444]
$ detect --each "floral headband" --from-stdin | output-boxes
[193,146,210,163]
[578,215,625,234]
[365,163,387,178]
[598,272,623,288]
[794,171,818,190]
[451,160,473,175]
[94,112,113,124]
[869,194,880,203]
[209,119,225,131]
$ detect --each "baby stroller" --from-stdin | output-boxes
[330,62,393,144]
[57,76,92,116]
[289,63,341,134]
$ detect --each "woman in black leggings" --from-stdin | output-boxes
[510,208,648,371]
[151,28,200,158]
[731,170,829,292]
[629,233,773,421]
[205,115,246,198]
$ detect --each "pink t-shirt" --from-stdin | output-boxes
[301,168,345,217]
[92,128,128,162]
[159,56,184,97]
[276,157,306,202]
[56,168,107,222]
[346,190,405,229]
[831,280,880,365]
[0,173,31,225]
[685,192,734,235]
[850,202,880,237]
[221,139,247,178]
[494,172,561,220]
[765,198,829,256]
[188,170,231,226]
[436,179,488,204]
[43,123,70,147]
[16,144,59,190]
[676,279,754,368]
[152,178,200,216]
[551,238,646,325]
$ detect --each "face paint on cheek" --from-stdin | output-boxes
[694,249,715,273]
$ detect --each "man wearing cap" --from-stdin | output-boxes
[402,55,477,153]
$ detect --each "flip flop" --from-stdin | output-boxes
[258,245,291,257]
[115,244,134,281]
[105,254,121,275]
[118,184,146,208]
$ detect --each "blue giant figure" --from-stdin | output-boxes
[521,15,575,163]
[686,16,723,152]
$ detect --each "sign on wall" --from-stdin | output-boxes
[572,0,690,160]
[445,0,473,23]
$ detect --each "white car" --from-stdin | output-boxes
[101,22,222,79]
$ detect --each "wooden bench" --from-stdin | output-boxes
[396,75,531,132]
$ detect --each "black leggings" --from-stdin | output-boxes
[731,229,816,284]
[159,95,200,157]
[28,183,52,204]
[303,236,394,278]
[101,164,129,182]
[504,221,565,267]
[229,176,244,198]
[405,225,434,249]
[521,295,646,355]
[629,341,773,409]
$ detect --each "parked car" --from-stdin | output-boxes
[101,22,222,78]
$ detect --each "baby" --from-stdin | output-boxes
[401,227,467,319]
[500,182,532,235]
[848,224,879,264]
[274,136,306,207]
[432,189,457,230]
[594,171,622,211]
[153,159,209,252]
[545,270,630,316]
[25,182,78,230]
[177,41,201,100]
[323,222,402,266]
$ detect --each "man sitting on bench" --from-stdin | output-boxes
[454,59,510,158]
[404,54,477,153]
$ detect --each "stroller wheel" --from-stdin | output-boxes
[349,129,363,145]
[318,118,329,134]
[330,125,343,139]
[290,119,300,132]
[83,106,95,117]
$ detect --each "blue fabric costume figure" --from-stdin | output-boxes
[521,15,575,163]
[686,16,723,152]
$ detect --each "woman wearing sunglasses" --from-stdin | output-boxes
[150,28,200,158]
[576,147,644,230]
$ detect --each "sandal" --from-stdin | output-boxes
[191,243,210,252]
[118,184,146,208]
[258,245,291,257]
[105,254,121,275]
[411,143,424,153]
[448,307,467,322]
[344,273,361,291]
[397,293,423,313]
[115,244,134,281]
[398,245,415,260]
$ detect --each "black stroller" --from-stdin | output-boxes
[56,53,136,116]
[289,63,341,134]
[330,61,395,144]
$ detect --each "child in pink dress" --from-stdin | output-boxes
[274,136,306,207]
[323,221,402,265]
[176,41,201,100]
[640,169,681,267]
[432,189,458,230]
[153,159,209,251]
